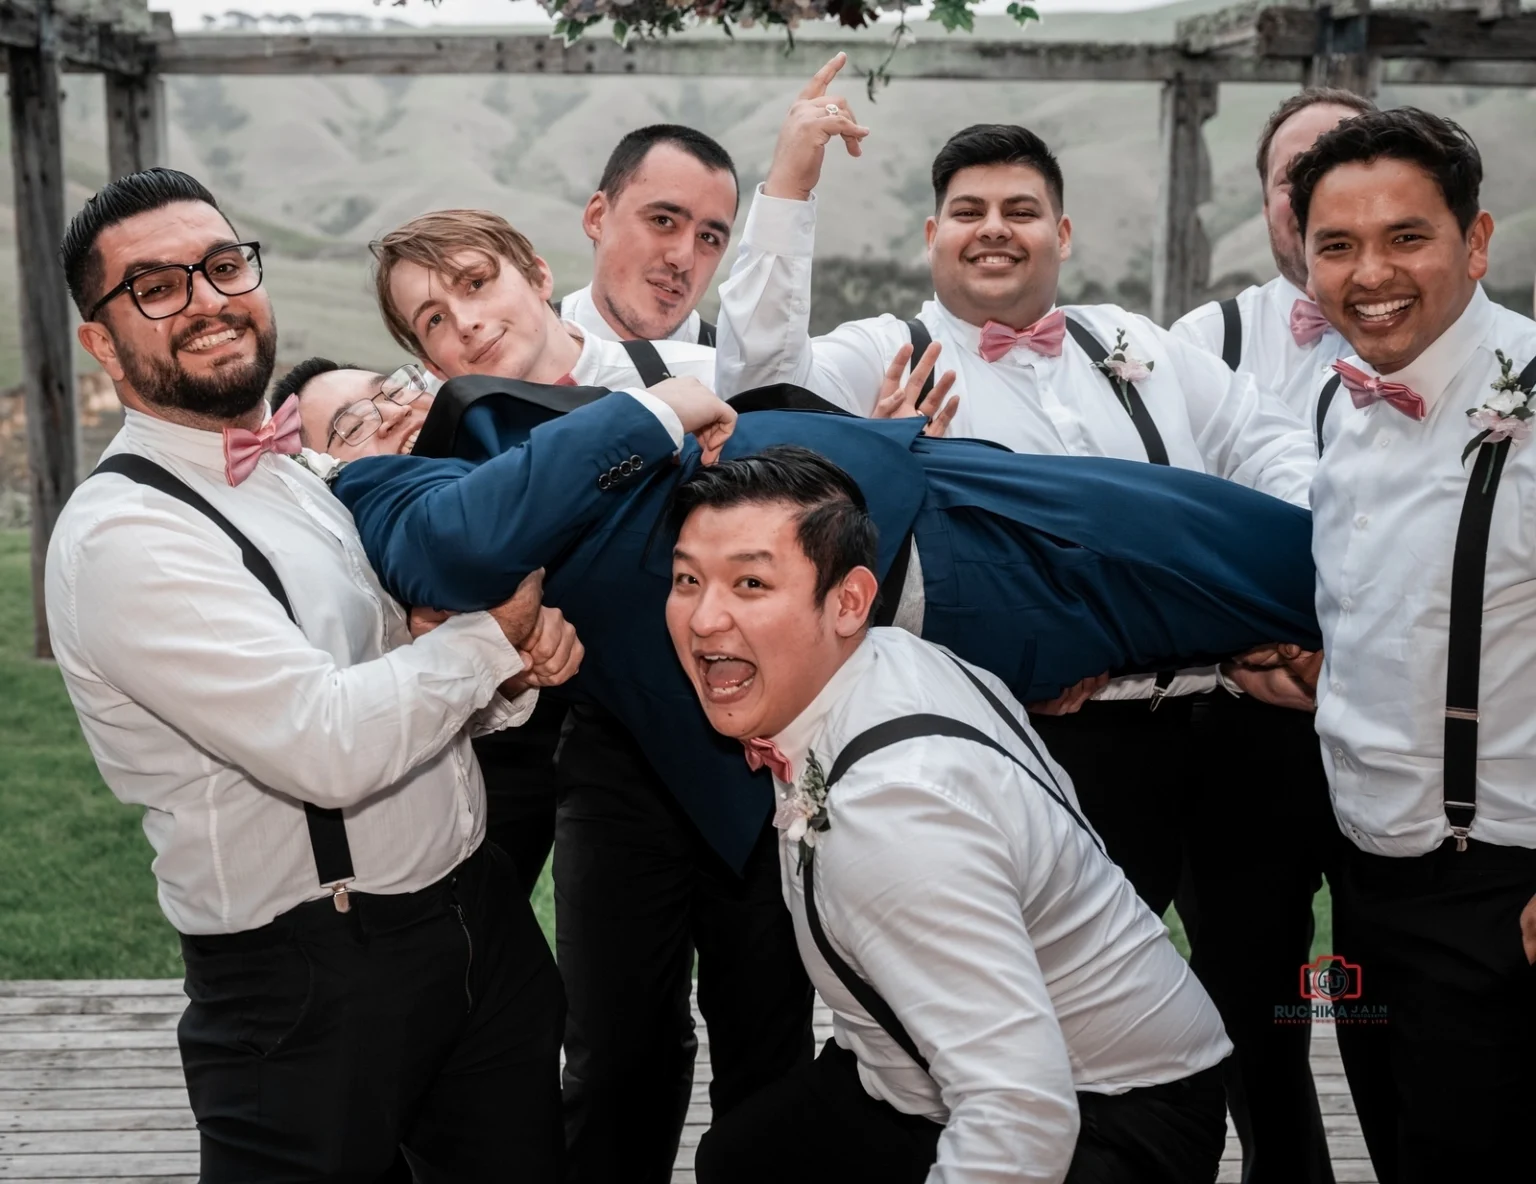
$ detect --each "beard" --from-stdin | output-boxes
[1267,221,1309,292]
[116,312,278,421]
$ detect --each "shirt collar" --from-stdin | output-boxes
[1271,275,1310,308]
[122,405,270,478]
[1339,285,1493,411]
[561,322,601,386]
[769,635,878,784]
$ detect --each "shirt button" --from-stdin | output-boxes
[1333,747,1344,760]
[1377,437,1390,449]
[1340,596,1353,611]
[1354,514,1369,529]
[1331,680,1344,693]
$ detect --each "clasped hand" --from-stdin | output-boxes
[1222,643,1323,712]
[409,568,584,695]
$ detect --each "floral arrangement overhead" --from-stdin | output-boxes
[537,0,1040,94]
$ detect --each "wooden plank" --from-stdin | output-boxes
[0,0,152,73]
[0,1128,198,1153]
[0,1152,199,1178]
[1256,5,1536,61]
[0,1033,179,1052]
[0,1051,181,1070]
[0,999,182,1017]
[7,21,77,660]
[1,1109,194,1133]
[0,1090,190,1111]
[0,1016,180,1033]
[1151,74,1217,327]
[0,1070,186,1091]
[104,70,165,179]
[0,984,181,999]
[152,31,1303,84]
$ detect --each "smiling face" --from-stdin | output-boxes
[667,501,874,741]
[584,143,737,340]
[78,200,277,423]
[389,249,568,383]
[296,367,435,458]
[1263,103,1365,290]
[1305,157,1492,375]
[925,163,1071,331]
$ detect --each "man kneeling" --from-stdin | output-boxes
[666,445,1231,1184]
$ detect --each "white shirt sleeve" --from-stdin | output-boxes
[821,776,1081,1184]
[1168,300,1223,355]
[66,506,527,810]
[1154,319,1317,507]
[714,186,902,412]
[622,389,685,449]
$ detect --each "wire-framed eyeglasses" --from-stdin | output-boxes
[88,242,264,322]
[327,364,435,451]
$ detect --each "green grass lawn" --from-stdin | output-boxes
[0,526,1327,979]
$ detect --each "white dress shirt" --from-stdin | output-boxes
[717,187,1317,700]
[769,628,1231,1183]
[565,318,716,389]
[560,283,709,346]
[46,410,553,936]
[1313,286,1536,857]
[1172,275,1353,423]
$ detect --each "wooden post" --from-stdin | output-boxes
[1478,0,1520,21]
[1151,75,1218,328]
[1307,0,1381,96]
[105,70,166,179]
[9,3,78,660]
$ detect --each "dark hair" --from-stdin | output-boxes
[598,124,739,211]
[60,168,225,318]
[270,356,358,410]
[670,445,880,614]
[931,124,1064,213]
[1254,88,1376,186]
[1288,107,1483,236]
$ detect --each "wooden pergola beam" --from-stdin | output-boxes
[0,0,152,73]
[1184,3,1536,62]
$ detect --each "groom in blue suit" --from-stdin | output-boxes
[329,375,1319,1176]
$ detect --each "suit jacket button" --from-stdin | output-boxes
[628,454,643,467]
[619,460,635,476]
[597,473,611,490]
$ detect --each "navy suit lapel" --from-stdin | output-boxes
[413,375,611,460]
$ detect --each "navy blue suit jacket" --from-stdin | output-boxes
[333,379,1320,871]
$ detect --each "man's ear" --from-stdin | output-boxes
[1467,210,1494,283]
[581,192,607,248]
[532,256,556,303]
[77,320,125,383]
[1057,213,1073,263]
[834,565,880,639]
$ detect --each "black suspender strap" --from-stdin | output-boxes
[1218,297,1242,372]
[1063,316,1170,467]
[697,319,717,348]
[1442,353,1536,851]
[1315,374,1342,456]
[800,654,1105,1074]
[905,318,937,402]
[619,338,674,388]
[870,530,913,629]
[91,453,358,909]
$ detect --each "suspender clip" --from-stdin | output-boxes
[1445,706,1479,722]
[1149,671,1175,711]
[327,880,355,913]
[1451,828,1470,854]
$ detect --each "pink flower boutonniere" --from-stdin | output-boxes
[1463,350,1535,476]
[772,749,830,872]
[1092,329,1155,416]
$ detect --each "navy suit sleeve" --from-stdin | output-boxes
[332,392,678,611]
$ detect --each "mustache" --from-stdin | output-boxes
[170,313,253,352]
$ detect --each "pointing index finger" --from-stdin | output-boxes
[799,52,847,100]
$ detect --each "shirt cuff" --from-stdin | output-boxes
[444,610,528,688]
[470,686,540,736]
[624,390,685,451]
[740,184,818,259]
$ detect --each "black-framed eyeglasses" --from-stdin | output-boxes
[327,364,435,450]
[87,242,264,322]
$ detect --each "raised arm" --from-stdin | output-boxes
[335,389,685,612]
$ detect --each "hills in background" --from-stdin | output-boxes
[0,0,1532,389]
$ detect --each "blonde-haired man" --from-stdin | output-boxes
[372,208,713,390]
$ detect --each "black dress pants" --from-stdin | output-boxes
[1028,696,1202,918]
[474,696,566,895]
[1186,693,1342,1184]
[555,704,815,1183]
[177,841,564,1183]
[1331,837,1536,1184]
[696,1039,1229,1184]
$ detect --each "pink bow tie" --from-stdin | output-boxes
[978,309,1067,363]
[223,395,302,486]
[1332,361,1427,422]
[742,737,794,783]
[1289,299,1333,349]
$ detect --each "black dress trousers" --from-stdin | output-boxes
[474,695,567,895]
[1028,695,1203,919]
[1186,693,1343,1184]
[177,841,564,1183]
[554,703,815,1183]
[696,1039,1229,1184]
[1330,836,1536,1184]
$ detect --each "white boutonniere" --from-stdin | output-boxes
[1092,329,1155,416]
[772,749,830,871]
[291,448,348,487]
[1463,350,1534,473]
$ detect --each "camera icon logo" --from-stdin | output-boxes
[1299,955,1363,1002]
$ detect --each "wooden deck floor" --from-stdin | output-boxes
[0,979,1375,1182]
